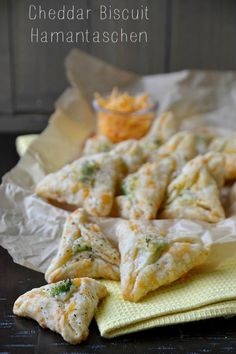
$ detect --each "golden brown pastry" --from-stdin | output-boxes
[117,221,210,302]
[203,152,225,188]
[148,131,197,180]
[194,127,217,154]
[116,158,175,220]
[110,139,145,174]
[13,278,107,345]
[141,111,177,153]
[157,131,197,161]
[209,135,236,181]
[82,135,113,155]
[160,156,225,223]
[36,153,121,216]
[45,209,120,283]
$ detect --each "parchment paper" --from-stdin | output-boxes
[1,48,236,274]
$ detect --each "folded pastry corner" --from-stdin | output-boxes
[117,221,210,302]
[116,157,175,220]
[194,127,217,155]
[13,278,107,345]
[203,152,225,188]
[110,139,145,174]
[157,131,197,162]
[209,135,236,181]
[141,111,177,153]
[148,131,198,180]
[45,208,120,283]
[35,153,120,216]
[82,135,114,156]
[160,155,225,223]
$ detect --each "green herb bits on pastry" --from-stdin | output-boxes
[45,208,120,283]
[116,158,174,220]
[160,155,225,223]
[117,221,210,302]
[13,278,107,345]
[35,153,121,216]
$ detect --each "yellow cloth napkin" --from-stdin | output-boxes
[16,135,236,338]
[96,260,236,338]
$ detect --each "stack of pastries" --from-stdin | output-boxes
[36,111,231,223]
[14,110,235,344]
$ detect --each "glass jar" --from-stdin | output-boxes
[92,97,158,143]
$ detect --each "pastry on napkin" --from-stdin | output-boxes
[95,259,236,338]
[117,220,210,302]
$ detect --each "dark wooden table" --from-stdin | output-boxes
[1,134,236,354]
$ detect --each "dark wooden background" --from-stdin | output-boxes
[0,0,236,133]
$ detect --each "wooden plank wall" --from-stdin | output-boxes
[170,0,236,71]
[0,0,236,132]
[88,0,167,74]
[0,0,13,114]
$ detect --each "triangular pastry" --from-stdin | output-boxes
[209,135,236,180]
[83,137,144,175]
[13,278,107,344]
[151,152,225,187]
[117,221,210,302]
[116,158,174,220]
[149,152,189,181]
[45,209,120,283]
[141,111,177,153]
[157,131,197,161]
[82,135,113,156]
[110,139,145,174]
[160,156,225,222]
[36,153,120,216]
[148,131,197,179]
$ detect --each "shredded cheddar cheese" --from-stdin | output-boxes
[95,88,155,143]
[95,88,150,113]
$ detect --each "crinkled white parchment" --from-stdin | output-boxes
[1,49,236,273]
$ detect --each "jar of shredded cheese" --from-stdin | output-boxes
[93,89,158,143]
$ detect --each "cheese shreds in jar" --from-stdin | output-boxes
[93,88,158,143]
